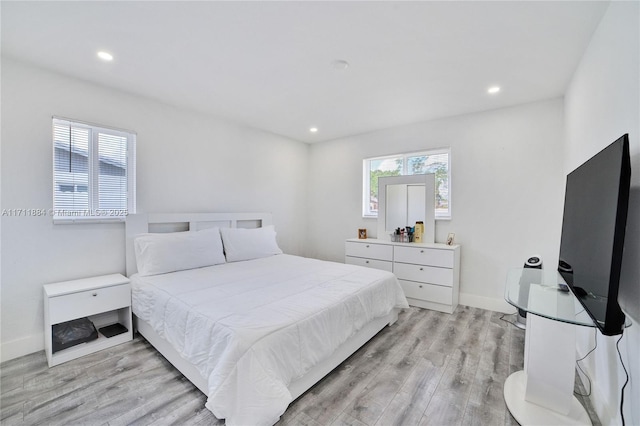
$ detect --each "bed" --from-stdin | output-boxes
[125,212,409,426]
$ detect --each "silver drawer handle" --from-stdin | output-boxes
[419,285,423,288]
[92,293,98,297]
[419,267,424,271]
[365,260,369,264]
[420,250,424,253]
[366,245,370,248]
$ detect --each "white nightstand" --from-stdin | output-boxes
[43,273,133,367]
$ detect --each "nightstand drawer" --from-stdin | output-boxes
[393,263,453,287]
[399,280,453,305]
[345,241,393,261]
[346,256,393,272]
[394,246,454,268]
[49,283,131,324]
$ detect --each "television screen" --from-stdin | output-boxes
[558,134,630,336]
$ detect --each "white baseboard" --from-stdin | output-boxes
[1,334,44,363]
[459,292,516,314]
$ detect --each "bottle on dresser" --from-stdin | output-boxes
[414,221,424,243]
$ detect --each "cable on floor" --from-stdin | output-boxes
[499,312,519,327]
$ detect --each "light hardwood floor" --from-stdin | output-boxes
[1,306,600,425]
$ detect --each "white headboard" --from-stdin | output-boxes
[125,212,273,277]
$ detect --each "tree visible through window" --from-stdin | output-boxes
[368,157,402,213]
[363,149,450,218]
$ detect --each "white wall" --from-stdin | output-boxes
[564,2,639,425]
[307,99,566,312]
[0,57,309,361]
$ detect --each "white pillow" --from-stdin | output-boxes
[220,225,283,262]
[134,227,226,276]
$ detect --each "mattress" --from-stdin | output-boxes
[131,254,408,426]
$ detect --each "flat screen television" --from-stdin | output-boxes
[558,134,630,336]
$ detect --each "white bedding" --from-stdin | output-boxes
[131,254,408,426]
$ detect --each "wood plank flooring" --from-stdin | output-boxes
[1,306,600,425]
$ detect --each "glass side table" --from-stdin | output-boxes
[503,267,594,426]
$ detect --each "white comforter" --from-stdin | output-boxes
[131,254,408,426]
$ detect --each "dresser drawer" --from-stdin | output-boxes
[393,263,453,287]
[399,280,453,305]
[49,283,131,324]
[394,246,454,268]
[345,241,393,261]
[345,256,393,272]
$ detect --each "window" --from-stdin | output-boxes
[363,148,450,219]
[52,118,136,223]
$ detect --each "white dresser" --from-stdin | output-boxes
[345,238,460,314]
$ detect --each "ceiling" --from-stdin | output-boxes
[1,1,609,143]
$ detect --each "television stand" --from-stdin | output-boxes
[503,268,594,425]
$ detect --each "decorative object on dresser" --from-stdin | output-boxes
[414,221,424,243]
[43,273,133,367]
[345,238,460,314]
[358,228,367,239]
[446,233,455,245]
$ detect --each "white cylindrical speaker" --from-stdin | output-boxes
[516,255,543,329]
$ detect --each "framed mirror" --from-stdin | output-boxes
[377,174,436,243]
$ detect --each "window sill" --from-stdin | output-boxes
[362,214,452,221]
[53,216,126,225]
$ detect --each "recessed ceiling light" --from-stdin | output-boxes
[310,127,318,133]
[331,60,349,70]
[488,86,501,94]
[97,51,114,61]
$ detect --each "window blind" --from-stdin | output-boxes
[52,118,135,222]
[97,132,128,210]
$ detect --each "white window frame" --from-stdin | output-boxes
[52,117,136,224]
[363,148,451,219]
